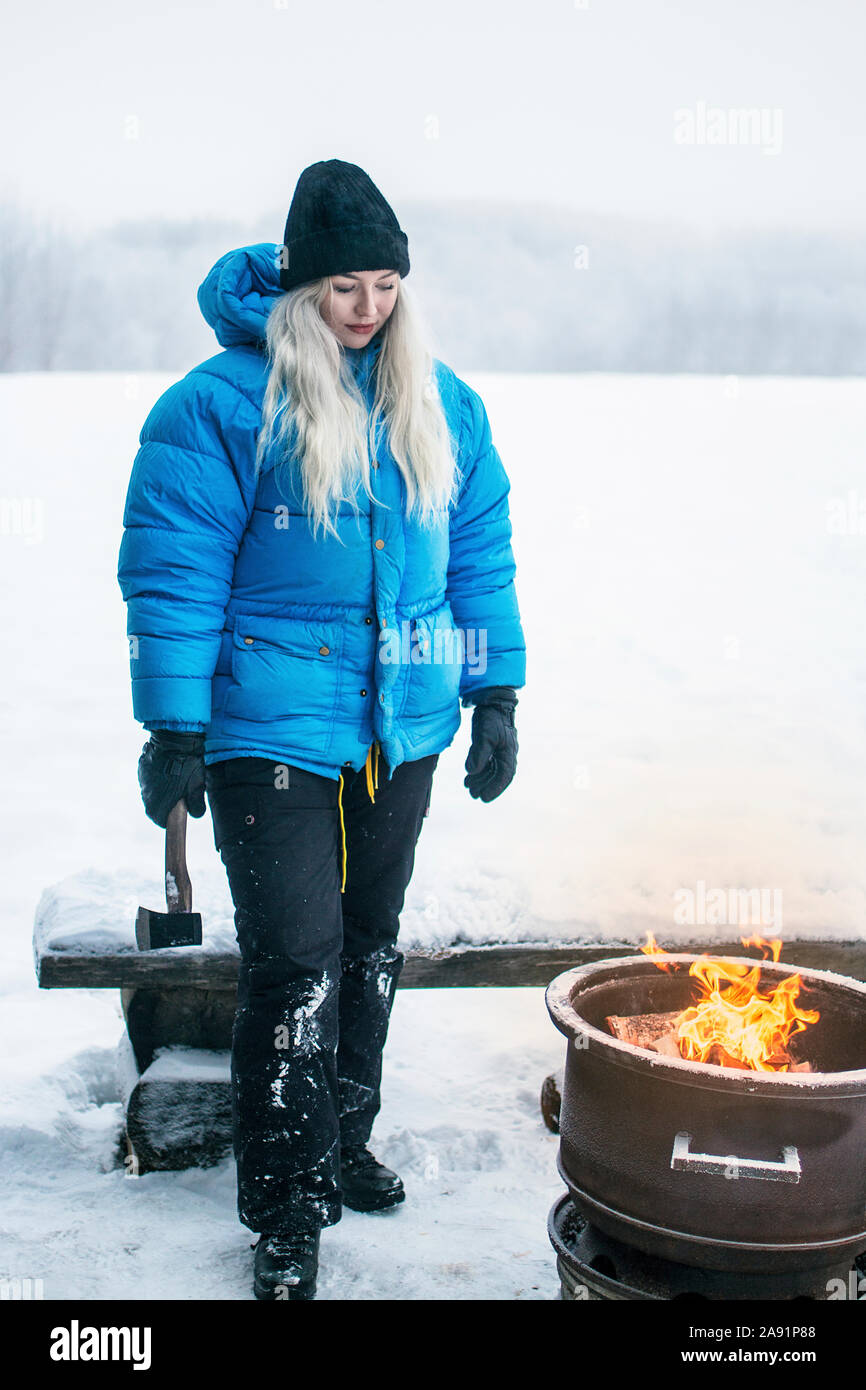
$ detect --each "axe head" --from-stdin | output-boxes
[135,906,203,951]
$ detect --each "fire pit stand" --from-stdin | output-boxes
[548,1194,861,1301]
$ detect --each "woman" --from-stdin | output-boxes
[118,159,526,1300]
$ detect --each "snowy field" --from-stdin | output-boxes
[2,370,866,1300]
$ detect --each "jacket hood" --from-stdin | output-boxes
[197,243,282,348]
[197,243,385,385]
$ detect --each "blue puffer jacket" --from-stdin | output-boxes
[118,243,526,785]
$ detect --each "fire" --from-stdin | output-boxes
[642,931,676,972]
[639,934,820,1072]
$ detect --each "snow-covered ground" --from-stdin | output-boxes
[2,370,866,1300]
[0,989,563,1300]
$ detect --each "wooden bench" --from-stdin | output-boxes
[34,933,866,1173]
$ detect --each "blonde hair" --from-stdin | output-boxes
[256,277,461,541]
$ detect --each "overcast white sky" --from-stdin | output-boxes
[2,0,864,235]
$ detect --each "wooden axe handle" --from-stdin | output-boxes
[165,801,193,914]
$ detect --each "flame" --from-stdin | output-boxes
[640,933,820,1072]
[641,931,676,972]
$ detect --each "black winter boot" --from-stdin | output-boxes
[340,1144,405,1213]
[252,1229,320,1301]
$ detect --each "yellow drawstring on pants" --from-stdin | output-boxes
[336,741,380,893]
[365,738,380,804]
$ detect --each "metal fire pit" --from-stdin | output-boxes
[546,955,866,1275]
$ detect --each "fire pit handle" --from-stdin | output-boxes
[670,1131,801,1184]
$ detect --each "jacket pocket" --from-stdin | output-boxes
[397,602,464,720]
[222,615,342,750]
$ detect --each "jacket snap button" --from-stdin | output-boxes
[243,637,254,645]
[245,814,255,825]
[319,645,330,656]
[375,539,385,550]
[360,688,367,696]
[364,616,372,624]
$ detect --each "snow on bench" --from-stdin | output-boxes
[33,868,866,989]
[31,867,639,990]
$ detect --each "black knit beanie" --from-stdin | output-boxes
[279,159,410,292]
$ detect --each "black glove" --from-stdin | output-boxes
[138,729,207,829]
[463,686,519,802]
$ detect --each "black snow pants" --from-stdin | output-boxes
[204,748,438,1235]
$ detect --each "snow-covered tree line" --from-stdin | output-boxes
[1,198,864,375]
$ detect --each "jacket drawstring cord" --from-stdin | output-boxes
[337,741,380,895]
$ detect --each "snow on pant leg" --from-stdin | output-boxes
[205,758,344,1235]
[336,752,439,1146]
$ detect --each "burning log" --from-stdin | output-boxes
[605,1011,681,1048]
[605,1009,815,1072]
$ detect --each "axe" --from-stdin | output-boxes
[135,801,203,950]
